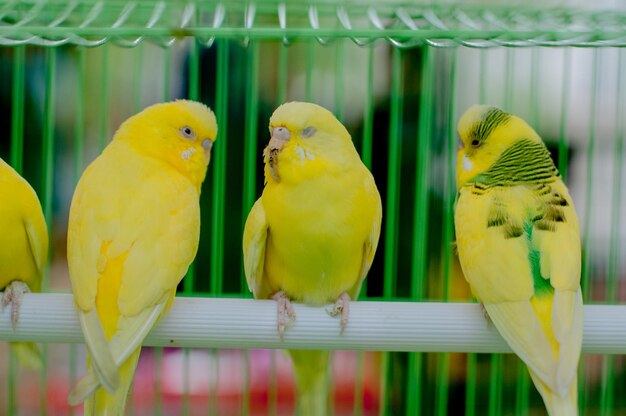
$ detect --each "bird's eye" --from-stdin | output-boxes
[301,126,316,138]
[471,139,480,146]
[180,126,195,140]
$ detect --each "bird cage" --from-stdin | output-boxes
[0,0,624,414]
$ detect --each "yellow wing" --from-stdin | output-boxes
[68,142,201,398]
[242,199,269,299]
[455,180,582,396]
[348,173,382,299]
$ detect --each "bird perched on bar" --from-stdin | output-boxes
[454,105,582,415]
[0,157,48,369]
[66,100,217,415]
[243,101,382,416]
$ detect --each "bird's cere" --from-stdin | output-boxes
[462,155,473,172]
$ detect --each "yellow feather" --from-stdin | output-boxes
[243,102,382,415]
[455,105,582,416]
[67,100,217,414]
[0,157,47,369]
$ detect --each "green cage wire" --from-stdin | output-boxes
[0,0,625,414]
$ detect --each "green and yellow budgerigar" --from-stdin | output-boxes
[0,157,48,369]
[243,102,382,415]
[66,100,217,415]
[455,105,582,415]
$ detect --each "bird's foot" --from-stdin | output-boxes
[327,292,351,334]
[2,281,30,330]
[272,291,296,341]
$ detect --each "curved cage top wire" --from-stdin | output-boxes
[0,0,625,48]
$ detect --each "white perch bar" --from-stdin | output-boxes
[0,293,624,354]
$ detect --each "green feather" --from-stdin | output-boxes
[524,221,554,297]
[468,139,559,188]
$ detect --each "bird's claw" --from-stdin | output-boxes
[2,281,30,330]
[327,292,351,334]
[272,291,296,341]
[480,303,493,327]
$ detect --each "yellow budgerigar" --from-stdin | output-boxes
[0,158,48,368]
[66,100,217,415]
[455,105,582,415]
[243,102,382,415]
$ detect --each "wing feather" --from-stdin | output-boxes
[68,301,167,405]
[77,309,119,393]
[243,199,268,298]
[456,181,582,397]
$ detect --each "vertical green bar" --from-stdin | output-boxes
[361,45,375,170]
[130,42,145,416]
[270,43,288,416]
[277,44,288,105]
[10,46,25,172]
[406,45,435,416]
[383,46,403,299]
[305,40,314,101]
[558,49,572,182]
[74,48,85,183]
[600,49,624,416]
[163,47,171,101]
[8,43,26,416]
[465,354,477,416]
[334,40,344,122]
[467,46,490,416]
[184,38,200,294]
[380,46,403,416]
[240,41,260,416]
[488,47,515,416]
[241,41,259,293]
[8,355,17,416]
[98,45,110,151]
[208,40,229,416]
[211,39,228,295]
[39,46,56,416]
[152,46,171,416]
[515,47,543,416]
[182,39,201,416]
[435,47,458,416]
[354,44,376,414]
[70,46,86,416]
[488,354,503,416]
[132,44,143,113]
[41,48,55,289]
[581,49,599,302]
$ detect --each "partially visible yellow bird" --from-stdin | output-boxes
[0,157,47,369]
[66,100,217,415]
[243,101,382,415]
[454,105,582,415]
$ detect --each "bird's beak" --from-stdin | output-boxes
[268,126,291,152]
[202,139,213,158]
[265,127,291,183]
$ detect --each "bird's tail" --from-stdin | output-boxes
[529,369,578,416]
[10,342,42,370]
[83,348,141,416]
[288,350,330,416]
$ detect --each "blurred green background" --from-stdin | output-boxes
[0,0,625,415]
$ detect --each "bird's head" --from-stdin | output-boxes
[263,101,357,184]
[115,100,217,191]
[456,105,542,189]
